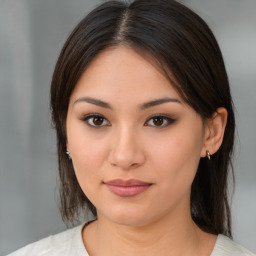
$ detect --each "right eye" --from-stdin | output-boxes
[82,114,110,127]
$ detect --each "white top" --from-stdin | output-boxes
[7,223,255,256]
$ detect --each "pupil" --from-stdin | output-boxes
[93,117,103,125]
[153,118,163,126]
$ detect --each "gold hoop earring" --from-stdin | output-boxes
[206,150,211,160]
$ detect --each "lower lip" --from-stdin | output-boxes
[105,184,151,197]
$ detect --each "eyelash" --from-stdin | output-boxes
[81,114,110,128]
[145,114,176,128]
[81,113,176,128]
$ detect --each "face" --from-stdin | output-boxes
[66,46,207,227]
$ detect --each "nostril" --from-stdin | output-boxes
[108,148,145,169]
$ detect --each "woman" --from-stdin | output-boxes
[8,0,255,255]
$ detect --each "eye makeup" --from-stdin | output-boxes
[80,113,176,129]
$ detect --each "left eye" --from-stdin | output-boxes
[145,115,175,127]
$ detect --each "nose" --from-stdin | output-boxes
[108,126,146,170]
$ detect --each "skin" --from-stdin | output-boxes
[66,46,227,256]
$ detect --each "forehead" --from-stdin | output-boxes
[70,46,182,103]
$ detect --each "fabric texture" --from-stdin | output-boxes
[7,223,255,256]
[7,224,87,256]
[211,235,255,256]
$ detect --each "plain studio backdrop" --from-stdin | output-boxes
[0,0,255,255]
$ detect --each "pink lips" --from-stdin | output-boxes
[104,179,152,197]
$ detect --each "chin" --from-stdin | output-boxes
[100,206,158,227]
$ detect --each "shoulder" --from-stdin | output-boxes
[211,234,255,256]
[7,224,88,256]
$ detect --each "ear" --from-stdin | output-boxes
[200,107,228,158]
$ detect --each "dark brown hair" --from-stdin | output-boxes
[50,0,235,237]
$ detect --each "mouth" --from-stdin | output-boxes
[103,179,152,197]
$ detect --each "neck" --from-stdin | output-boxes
[83,206,216,256]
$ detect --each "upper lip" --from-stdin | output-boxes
[104,179,152,186]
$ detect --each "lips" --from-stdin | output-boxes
[104,179,152,197]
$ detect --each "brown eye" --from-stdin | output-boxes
[82,114,110,127]
[152,117,164,126]
[145,115,175,128]
[93,116,104,126]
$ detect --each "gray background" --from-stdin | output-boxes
[0,0,255,255]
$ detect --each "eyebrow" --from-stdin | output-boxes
[140,97,181,109]
[73,96,181,110]
[74,97,112,109]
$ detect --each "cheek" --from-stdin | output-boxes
[70,141,107,201]
[150,126,203,189]
[70,139,107,178]
[66,121,109,188]
[153,132,201,166]
[67,117,105,164]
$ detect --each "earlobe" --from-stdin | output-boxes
[201,107,228,158]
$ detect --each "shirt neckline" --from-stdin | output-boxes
[73,221,229,256]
